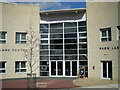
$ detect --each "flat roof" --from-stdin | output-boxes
[40,8,86,14]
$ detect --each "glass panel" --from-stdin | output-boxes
[78,21,86,26]
[79,44,87,49]
[64,22,77,27]
[21,62,26,68]
[65,33,77,38]
[40,24,49,29]
[65,55,77,60]
[50,50,63,54]
[41,40,48,43]
[65,44,77,49]
[50,45,63,49]
[40,50,49,55]
[51,62,56,75]
[79,27,86,32]
[102,30,107,37]
[0,40,6,44]
[21,41,26,44]
[79,55,87,60]
[21,69,26,72]
[16,33,20,41]
[15,62,19,68]
[41,35,48,38]
[40,29,48,33]
[0,62,5,68]
[40,45,48,49]
[79,50,87,54]
[50,29,63,33]
[58,62,63,75]
[0,33,6,39]
[101,38,107,42]
[21,33,26,40]
[40,61,49,71]
[72,61,77,76]
[65,50,77,54]
[0,70,6,73]
[79,39,87,42]
[65,39,77,43]
[50,23,63,29]
[65,61,70,76]
[103,62,107,78]
[79,61,87,65]
[50,34,63,38]
[64,28,77,33]
[79,33,87,37]
[15,69,19,73]
[40,72,49,76]
[108,62,112,78]
[40,56,49,60]
[50,39,63,44]
[50,56,63,60]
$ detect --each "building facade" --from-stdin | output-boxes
[87,1,120,81]
[0,1,120,82]
[0,2,40,79]
[40,9,88,77]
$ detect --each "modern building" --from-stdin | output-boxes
[40,9,87,77]
[0,1,120,82]
[0,2,40,79]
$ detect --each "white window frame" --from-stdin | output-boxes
[0,32,7,44]
[16,33,27,44]
[0,61,6,74]
[15,61,27,73]
[100,28,111,42]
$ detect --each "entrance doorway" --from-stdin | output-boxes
[101,61,112,80]
[50,61,77,77]
[51,61,63,76]
[65,61,77,76]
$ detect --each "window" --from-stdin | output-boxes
[118,30,120,40]
[100,28,112,42]
[15,61,26,73]
[16,33,27,44]
[117,25,120,40]
[0,62,6,73]
[0,32,7,44]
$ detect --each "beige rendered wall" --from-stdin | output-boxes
[87,2,119,81]
[0,2,40,79]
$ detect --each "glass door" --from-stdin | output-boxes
[102,61,112,79]
[51,61,63,76]
[65,61,77,76]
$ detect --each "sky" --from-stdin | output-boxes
[0,0,86,11]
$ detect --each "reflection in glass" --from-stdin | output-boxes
[78,21,86,26]
[65,50,77,54]
[50,45,63,49]
[64,22,77,27]
[65,44,77,49]
[64,28,77,33]
[50,50,63,54]
[40,24,49,29]
[50,56,63,60]
[50,39,63,44]
[65,39,77,43]
[50,34,63,38]
[40,45,48,49]
[65,55,77,60]
[65,33,77,38]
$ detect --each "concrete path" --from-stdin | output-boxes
[73,78,120,89]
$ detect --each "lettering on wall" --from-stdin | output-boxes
[0,49,27,52]
[99,46,119,50]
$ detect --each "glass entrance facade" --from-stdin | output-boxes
[40,21,87,77]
